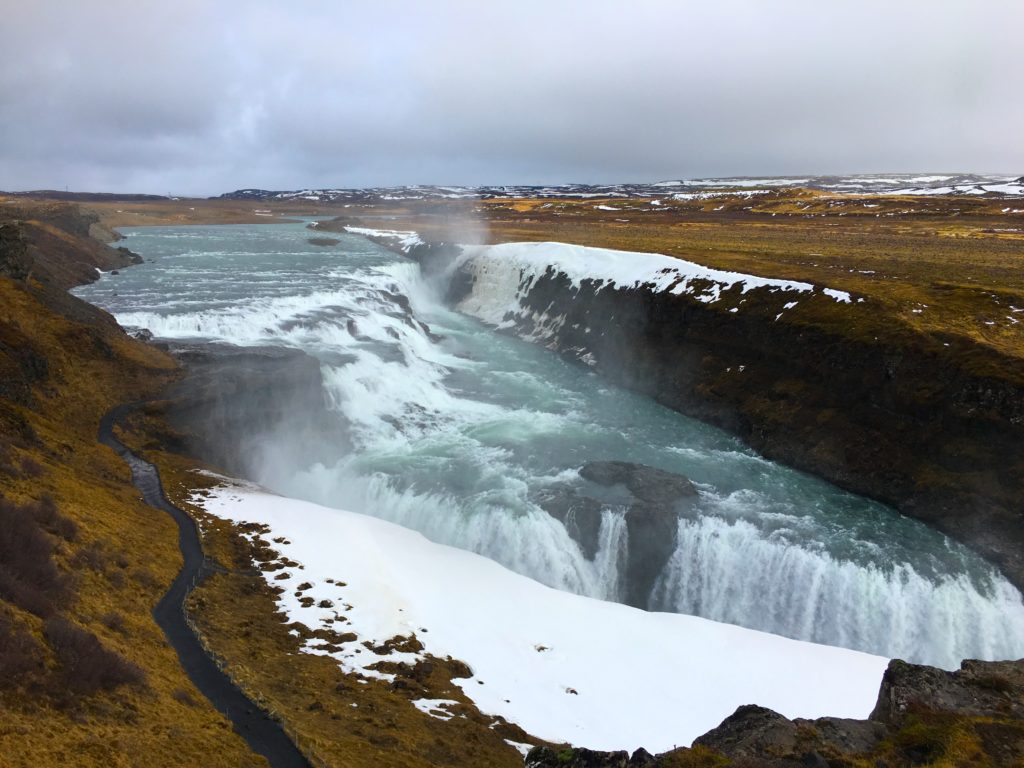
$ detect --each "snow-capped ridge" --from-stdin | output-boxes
[217,174,1024,202]
[455,241,853,325]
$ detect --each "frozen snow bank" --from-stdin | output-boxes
[457,241,853,308]
[195,480,889,753]
[343,226,424,253]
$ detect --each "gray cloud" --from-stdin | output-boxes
[1,0,1021,195]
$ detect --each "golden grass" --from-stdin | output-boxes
[0,277,265,767]
[24,191,1023,766]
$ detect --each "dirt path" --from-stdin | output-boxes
[99,404,311,768]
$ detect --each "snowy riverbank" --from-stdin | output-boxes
[195,477,889,752]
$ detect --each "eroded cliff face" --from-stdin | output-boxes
[0,200,140,291]
[413,241,1024,591]
[160,342,351,479]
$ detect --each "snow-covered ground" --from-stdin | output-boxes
[454,242,853,335]
[342,226,424,253]
[195,479,890,753]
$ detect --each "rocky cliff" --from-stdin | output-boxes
[159,341,350,479]
[412,241,1024,593]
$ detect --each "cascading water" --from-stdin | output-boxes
[75,220,1024,669]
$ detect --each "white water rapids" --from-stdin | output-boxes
[74,221,1024,669]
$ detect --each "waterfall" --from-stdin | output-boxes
[74,222,1024,669]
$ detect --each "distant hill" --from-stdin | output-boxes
[218,173,1024,203]
[3,190,170,202]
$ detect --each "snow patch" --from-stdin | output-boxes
[455,242,853,336]
[194,481,889,753]
[344,226,424,253]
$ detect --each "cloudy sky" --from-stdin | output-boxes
[1,1,1021,195]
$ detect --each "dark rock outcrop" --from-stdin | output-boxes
[163,343,350,478]
[580,461,697,506]
[404,242,474,302]
[581,461,697,607]
[536,461,697,607]
[534,487,605,559]
[693,705,884,765]
[0,201,144,290]
[531,658,1024,767]
[0,223,33,280]
[871,657,1024,724]
[114,246,143,264]
[525,746,655,768]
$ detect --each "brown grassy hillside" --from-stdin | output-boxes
[0,204,265,767]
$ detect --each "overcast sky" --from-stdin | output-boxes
[1,1,1021,195]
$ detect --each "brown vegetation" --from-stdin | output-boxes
[0,200,263,767]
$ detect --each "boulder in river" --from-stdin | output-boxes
[579,460,697,505]
[537,460,698,607]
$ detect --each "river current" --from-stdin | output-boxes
[75,221,1024,668]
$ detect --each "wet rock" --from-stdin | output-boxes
[581,461,697,607]
[579,460,697,505]
[307,237,341,247]
[114,246,142,264]
[536,461,697,606]
[622,502,681,607]
[534,487,604,559]
[164,342,351,477]
[405,243,476,304]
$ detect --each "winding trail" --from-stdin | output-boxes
[99,404,311,768]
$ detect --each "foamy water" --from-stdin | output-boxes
[75,221,1024,668]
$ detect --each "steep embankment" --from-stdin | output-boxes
[98,406,311,767]
[408,238,1024,592]
[0,201,268,767]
